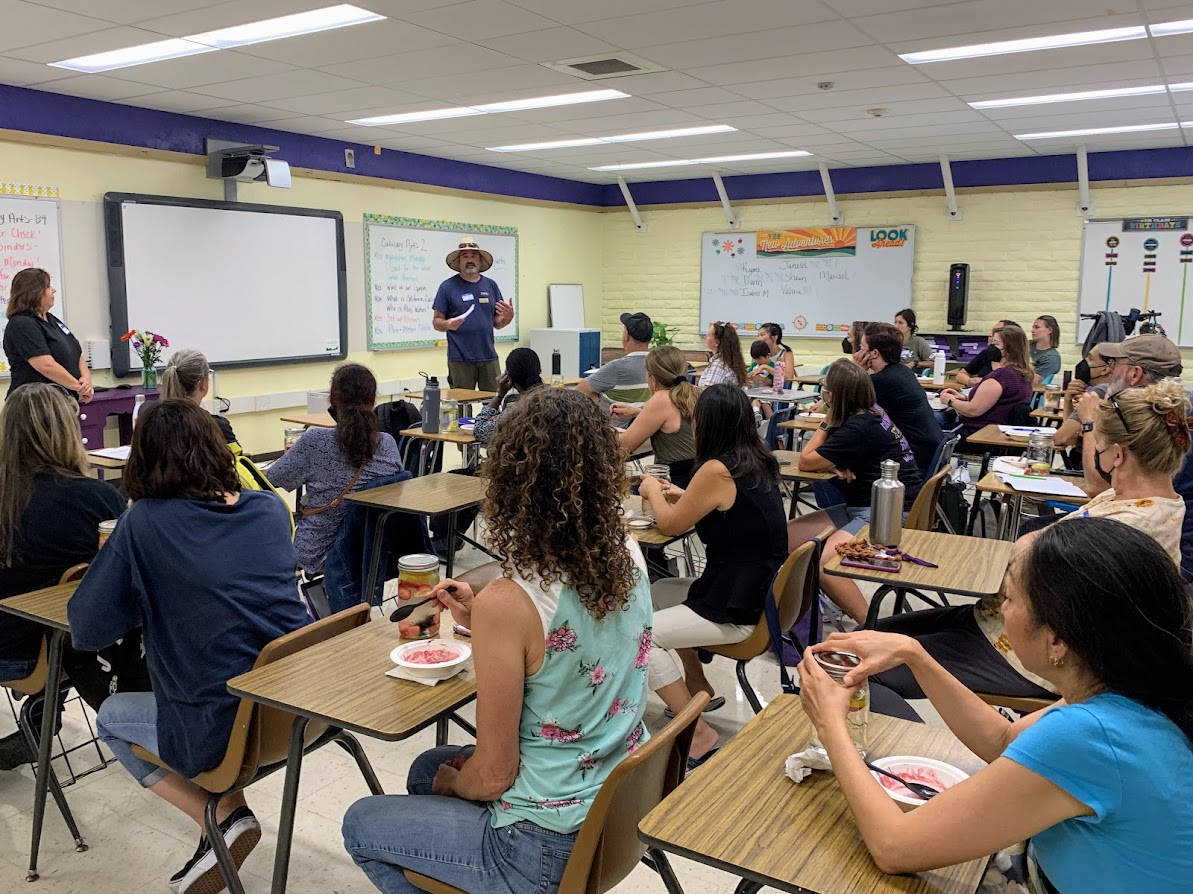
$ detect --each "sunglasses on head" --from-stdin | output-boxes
[1109,394,1134,435]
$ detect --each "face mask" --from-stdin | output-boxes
[1093,445,1116,486]
[328,406,339,422]
[1074,359,1090,382]
[987,346,1003,363]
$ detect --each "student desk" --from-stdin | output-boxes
[638,696,986,894]
[789,374,824,389]
[624,496,697,577]
[398,426,479,477]
[227,620,477,894]
[921,379,1047,395]
[279,412,335,428]
[774,450,834,518]
[87,450,127,479]
[1029,406,1064,426]
[959,424,1043,533]
[975,472,1090,540]
[746,387,817,405]
[399,388,496,419]
[0,582,83,881]
[824,525,1013,628]
[346,472,487,595]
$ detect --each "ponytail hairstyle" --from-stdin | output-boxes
[159,348,210,402]
[645,346,700,421]
[760,322,792,356]
[895,307,918,335]
[329,363,380,469]
[1095,378,1191,476]
[709,321,748,386]
[1023,517,1193,744]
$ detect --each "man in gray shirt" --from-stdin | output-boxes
[577,312,653,423]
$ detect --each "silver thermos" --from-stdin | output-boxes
[869,459,905,547]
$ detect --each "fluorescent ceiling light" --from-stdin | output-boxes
[1150,18,1193,37]
[1014,122,1181,140]
[51,4,384,73]
[591,150,813,172]
[970,84,1168,109]
[347,107,482,126]
[899,25,1146,64]
[488,124,736,153]
[49,38,216,73]
[473,89,627,113]
[189,5,384,49]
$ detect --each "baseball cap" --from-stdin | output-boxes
[620,312,654,343]
[1098,335,1183,378]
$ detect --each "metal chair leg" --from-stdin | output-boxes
[645,848,687,894]
[17,701,85,852]
[204,793,246,894]
[27,630,66,881]
[332,732,384,796]
[271,716,310,894]
[736,661,763,714]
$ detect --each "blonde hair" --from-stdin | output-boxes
[645,346,699,421]
[0,384,88,566]
[1097,378,1192,476]
[994,323,1034,383]
[160,348,210,401]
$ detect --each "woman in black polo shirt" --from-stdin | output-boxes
[3,268,92,402]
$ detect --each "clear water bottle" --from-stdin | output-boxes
[807,651,870,756]
[422,374,441,434]
[551,348,563,388]
[1024,429,1055,475]
[869,459,905,547]
[131,393,145,427]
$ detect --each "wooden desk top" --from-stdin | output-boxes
[922,379,1046,395]
[0,582,79,632]
[87,451,127,470]
[963,424,1034,449]
[281,413,335,428]
[346,472,486,516]
[778,414,827,432]
[399,426,476,446]
[1029,407,1064,421]
[624,496,694,546]
[975,472,1090,505]
[773,450,834,481]
[639,696,985,894]
[824,525,1012,598]
[227,621,477,742]
[790,375,824,387]
[746,388,816,403]
[400,388,496,403]
[688,360,709,370]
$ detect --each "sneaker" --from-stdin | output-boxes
[169,807,261,894]
[0,730,33,771]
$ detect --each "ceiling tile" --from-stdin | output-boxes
[263,86,429,116]
[824,0,971,15]
[190,69,367,103]
[245,114,356,133]
[543,109,714,135]
[483,26,618,63]
[501,0,699,26]
[30,0,228,23]
[945,67,1166,97]
[857,2,1141,45]
[398,64,579,102]
[640,21,876,69]
[42,74,167,101]
[509,97,668,124]
[402,0,559,39]
[132,0,336,37]
[5,26,183,63]
[0,0,113,53]
[233,20,458,67]
[104,50,296,89]
[0,53,76,85]
[586,71,712,95]
[905,39,1155,81]
[647,87,751,109]
[764,82,951,113]
[578,0,840,48]
[688,45,908,87]
[115,90,235,114]
[800,97,973,123]
[322,43,522,83]
[979,94,1175,121]
[198,104,305,125]
[686,101,783,121]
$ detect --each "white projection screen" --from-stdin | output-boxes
[105,193,347,376]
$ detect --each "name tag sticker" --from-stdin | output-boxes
[478,296,490,304]
[56,321,72,335]
[462,293,475,302]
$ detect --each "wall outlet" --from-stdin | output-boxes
[344,149,355,169]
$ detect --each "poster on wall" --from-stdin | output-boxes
[0,185,65,377]
[699,226,915,340]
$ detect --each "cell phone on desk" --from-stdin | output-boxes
[841,557,901,573]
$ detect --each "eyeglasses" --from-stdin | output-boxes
[1109,394,1134,434]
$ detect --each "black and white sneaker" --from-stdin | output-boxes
[169,807,261,894]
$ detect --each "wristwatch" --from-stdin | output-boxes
[818,421,829,431]
[1081,421,1095,433]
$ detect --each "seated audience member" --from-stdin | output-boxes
[0,384,148,770]
[939,323,1033,430]
[472,347,543,446]
[267,363,402,574]
[700,321,748,389]
[639,384,788,765]
[68,400,308,894]
[613,346,698,487]
[758,322,796,380]
[876,379,1188,701]
[799,518,1193,893]
[799,360,923,624]
[342,388,652,894]
[1052,343,1112,448]
[857,322,943,475]
[747,339,775,385]
[160,348,237,443]
[576,311,653,415]
[955,320,1017,386]
[1031,314,1063,385]
[841,320,868,357]
[893,308,933,370]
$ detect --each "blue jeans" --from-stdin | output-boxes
[96,691,171,787]
[343,746,576,894]
[0,657,36,682]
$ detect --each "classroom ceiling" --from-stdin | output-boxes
[6,0,1193,184]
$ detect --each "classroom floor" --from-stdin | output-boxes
[0,524,958,894]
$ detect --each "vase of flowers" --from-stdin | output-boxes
[120,329,169,389]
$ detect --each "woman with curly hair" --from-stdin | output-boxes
[343,387,653,894]
[639,383,788,766]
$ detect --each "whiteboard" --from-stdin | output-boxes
[0,195,65,376]
[1078,216,1193,345]
[549,283,585,328]
[364,215,518,350]
[699,226,915,339]
[105,194,347,376]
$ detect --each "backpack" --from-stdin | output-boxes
[229,442,295,536]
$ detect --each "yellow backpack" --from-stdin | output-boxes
[228,441,295,537]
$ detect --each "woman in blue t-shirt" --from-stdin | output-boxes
[799,517,1193,894]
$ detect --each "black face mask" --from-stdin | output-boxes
[1074,359,1091,382]
[327,406,339,421]
[1093,445,1116,486]
[987,345,1003,363]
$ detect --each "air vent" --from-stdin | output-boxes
[542,53,667,80]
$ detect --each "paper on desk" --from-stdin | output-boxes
[996,426,1051,437]
[90,445,131,460]
[798,412,827,419]
[385,663,470,687]
[995,473,1086,498]
[448,305,476,325]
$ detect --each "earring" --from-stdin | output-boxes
[1049,655,1065,668]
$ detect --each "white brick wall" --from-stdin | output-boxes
[601,182,1193,375]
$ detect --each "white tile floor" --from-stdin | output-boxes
[0,530,958,894]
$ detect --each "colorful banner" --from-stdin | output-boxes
[755,227,856,258]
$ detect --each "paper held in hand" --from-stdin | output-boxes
[448,304,476,326]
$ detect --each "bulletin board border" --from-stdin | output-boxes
[364,214,519,350]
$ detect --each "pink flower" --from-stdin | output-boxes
[626,723,645,754]
[589,666,606,685]
[545,622,578,653]
[635,627,653,669]
[537,721,582,744]
[608,697,637,717]
[152,333,169,347]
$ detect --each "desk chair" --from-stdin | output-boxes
[403,693,708,894]
[131,605,382,894]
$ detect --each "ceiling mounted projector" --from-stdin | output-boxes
[205,138,291,198]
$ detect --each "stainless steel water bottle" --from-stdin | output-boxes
[422,375,441,434]
[869,459,905,547]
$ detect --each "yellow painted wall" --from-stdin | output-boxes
[0,137,604,454]
[601,183,1193,376]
